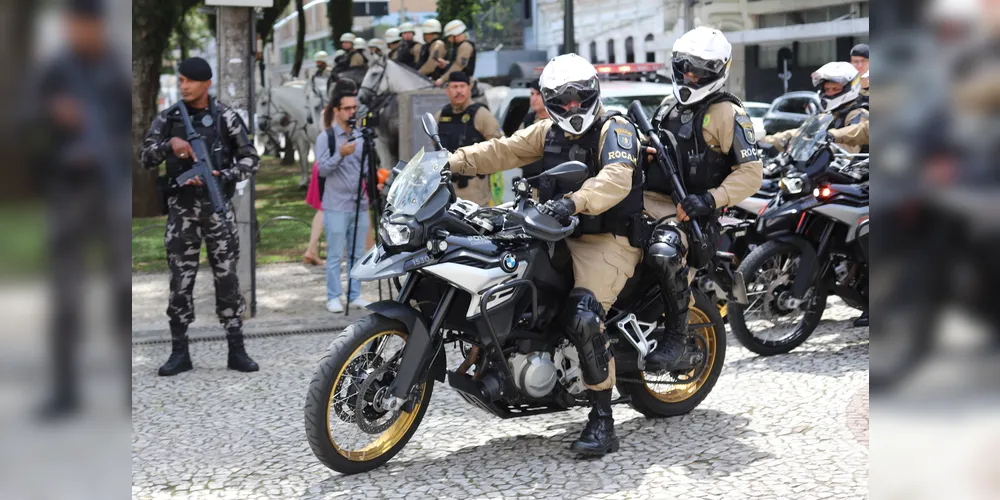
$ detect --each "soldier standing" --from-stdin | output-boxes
[139,57,260,376]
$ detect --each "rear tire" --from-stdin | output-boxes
[619,290,727,417]
[304,314,434,475]
[729,240,828,356]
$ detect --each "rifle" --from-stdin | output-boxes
[174,102,227,214]
[627,100,708,253]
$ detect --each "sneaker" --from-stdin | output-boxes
[327,298,345,313]
[349,297,371,309]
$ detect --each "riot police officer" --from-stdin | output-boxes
[396,22,421,68]
[333,33,366,72]
[416,19,448,78]
[448,54,644,457]
[384,28,401,60]
[139,57,260,376]
[641,27,764,371]
[434,71,502,206]
[436,20,477,87]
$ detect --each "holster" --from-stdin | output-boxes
[627,214,656,249]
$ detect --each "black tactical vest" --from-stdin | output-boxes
[418,38,444,78]
[831,100,869,154]
[164,100,234,198]
[650,92,743,196]
[539,114,644,238]
[451,40,477,77]
[439,103,487,186]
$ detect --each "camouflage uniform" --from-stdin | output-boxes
[140,99,260,375]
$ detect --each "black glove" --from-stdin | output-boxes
[680,193,716,218]
[538,198,576,225]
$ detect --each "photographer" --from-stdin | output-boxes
[314,93,371,313]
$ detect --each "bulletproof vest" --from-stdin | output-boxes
[439,103,486,186]
[418,38,444,77]
[651,92,743,196]
[349,48,368,67]
[520,111,546,178]
[831,100,870,154]
[164,100,235,198]
[396,40,417,67]
[539,113,644,238]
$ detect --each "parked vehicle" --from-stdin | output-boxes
[762,91,821,135]
[743,101,770,142]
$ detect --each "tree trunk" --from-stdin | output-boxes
[291,0,305,77]
[328,0,353,41]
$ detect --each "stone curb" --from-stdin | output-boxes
[131,313,362,344]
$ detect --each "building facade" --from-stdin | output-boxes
[532,0,869,102]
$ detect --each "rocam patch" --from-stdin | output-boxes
[735,111,756,144]
[615,127,634,150]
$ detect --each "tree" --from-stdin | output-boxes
[256,0,293,85]
[290,0,306,77]
[437,0,480,32]
[327,0,354,43]
[132,0,200,217]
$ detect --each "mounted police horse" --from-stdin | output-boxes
[257,81,321,188]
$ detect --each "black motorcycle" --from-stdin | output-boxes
[304,115,728,474]
[728,118,870,356]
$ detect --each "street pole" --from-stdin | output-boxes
[216,6,257,318]
[684,0,695,31]
[563,0,574,55]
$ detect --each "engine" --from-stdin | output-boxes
[507,352,559,398]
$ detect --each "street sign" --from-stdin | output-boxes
[205,0,274,7]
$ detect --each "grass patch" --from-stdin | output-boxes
[131,157,320,273]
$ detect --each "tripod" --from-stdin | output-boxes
[344,113,386,316]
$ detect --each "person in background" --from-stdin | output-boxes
[397,22,421,68]
[436,20,477,87]
[315,93,372,313]
[417,19,448,78]
[384,28,401,60]
[850,43,870,103]
[434,71,502,206]
[518,80,551,187]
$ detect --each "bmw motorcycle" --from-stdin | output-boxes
[727,116,870,355]
[304,115,728,474]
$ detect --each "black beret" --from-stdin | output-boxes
[528,79,540,92]
[851,44,869,59]
[178,57,213,82]
[448,71,470,84]
[67,0,104,17]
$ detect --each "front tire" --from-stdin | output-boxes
[304,314,434,474]
[619,290,727,417]
[728,240,829,356]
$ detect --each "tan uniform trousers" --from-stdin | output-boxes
[565,232,642,390]
[455,175,492,207]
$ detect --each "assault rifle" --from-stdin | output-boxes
[174,102,227,214]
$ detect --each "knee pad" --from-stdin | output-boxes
[647,225,687,278]
[561,288,611,387]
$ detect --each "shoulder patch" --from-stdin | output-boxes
[615,126,634,149]
[702,115,711,128]
[734,112,756,144]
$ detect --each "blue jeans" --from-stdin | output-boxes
[324,209,370,302]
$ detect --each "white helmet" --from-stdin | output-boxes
[369,38,387,53]
[444,20,467,37]
[313,50,329,62]
[811,61,861,112]
[353,37,367,50]
[539,53,601,135]
[670,27,732,106]
[339,32,356,43]
[334,49,346,58]
[384,28,401,44]
[398,22,416,34]
[422,19,442,34]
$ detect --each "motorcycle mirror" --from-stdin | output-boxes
[540,161,590,185]
[421,113,439,139]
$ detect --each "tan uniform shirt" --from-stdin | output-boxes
[762,107,869,154]
[349,52,367,68]
[418,40,447,76]
[436,103,503,206]
[828,120,870,148]
[439,41,475,82]
[409,42,423,65]
[387,46,399,60]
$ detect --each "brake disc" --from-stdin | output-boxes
[355,359,403,434]
[332,353,376,423]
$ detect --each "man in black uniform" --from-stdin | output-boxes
[642,27,763,371]
[139,57,260,376]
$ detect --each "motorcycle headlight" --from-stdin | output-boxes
[779,176,804,195]
[378,215,422,248]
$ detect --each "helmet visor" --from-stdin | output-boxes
[672,53,727,84]
[542,79,599,118]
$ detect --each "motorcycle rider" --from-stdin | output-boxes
[762,62,869,154]
[436,20,477,87]
[641,27,764,371]
[416,19,448,78]
[396,22,421,68]
[448,54,644,457]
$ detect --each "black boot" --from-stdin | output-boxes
[158,324,193,376]
[645,277,701,371]
[853,311,869,328]
[570,390,619,457]
[226,329,259,372]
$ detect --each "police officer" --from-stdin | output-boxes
[436,20,477,87]
[641,27,764,371]
[763,61,868,154]
[333,33,366,71]
[518,80,551,190]
[416,19,448,78]
[368,38,387,59]
[352,38,370,67]
[850,43,870,104]
[384,28,401,60]
[139,57,260,376]
[397,22,421,68]
[307,50,331,110]
[448,54,644,457]
[435,71,502,206]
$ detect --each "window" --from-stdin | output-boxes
[607,39,616,64]
[645,34,655,63]
[589,41,598,63]
[759,44,790,69]
[776,97,815,115]
[797,39,836,66]
[625,36,634,63]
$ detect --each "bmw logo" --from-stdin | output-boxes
[500,253,518,273]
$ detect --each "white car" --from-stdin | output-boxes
[743,101,770,143]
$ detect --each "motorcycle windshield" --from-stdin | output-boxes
[386,148,448,216]
[788,114,834,162]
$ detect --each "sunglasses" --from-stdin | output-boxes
[339,105,358,111]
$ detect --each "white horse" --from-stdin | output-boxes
[257,81,322,187]
[356,57,508,169]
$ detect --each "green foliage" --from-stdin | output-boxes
[258,0,293,45]
[168,8,213,63]
[436,0,480,32]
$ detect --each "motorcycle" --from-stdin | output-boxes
[727,115,870,356]
[304,115,728,474]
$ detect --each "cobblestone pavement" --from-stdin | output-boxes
[132,299,868,500]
